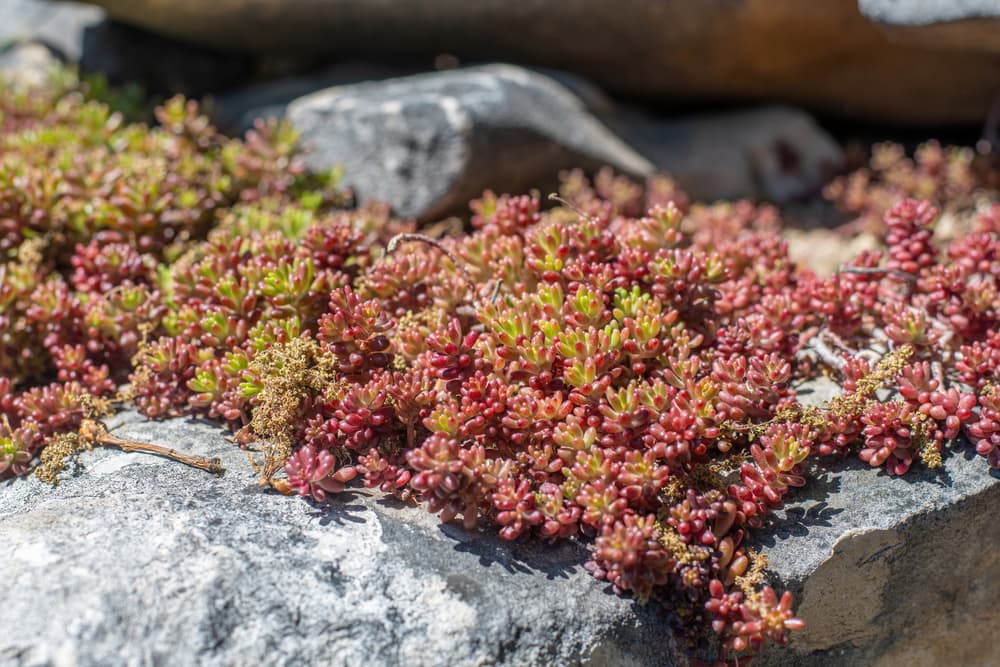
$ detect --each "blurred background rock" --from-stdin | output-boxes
[3,0,998,222]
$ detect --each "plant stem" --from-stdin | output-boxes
[837,265,917,281]
[386,232,477,295]
[79,419,224,474]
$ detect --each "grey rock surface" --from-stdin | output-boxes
[0,0,102,61]
[258,78,838,206]
[860,0,1000,24]
[0,410,682,667]
[86,0,1000,124]
[758,453,1000,666]
[4,377,998,666]
[212,62,421,134]
[286,65,654,221]
[609,106,843,203]
[0,41,61,88]
[860,0,1000,53]
[757,377,1000,666]
[216,64,614,136]
[0,0,252,96]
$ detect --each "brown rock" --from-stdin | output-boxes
[86,0,1000,124]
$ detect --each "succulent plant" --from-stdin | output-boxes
[4,72,1000,664]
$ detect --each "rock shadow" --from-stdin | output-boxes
[312,491,371,527]
[80,19,253,98]
[754,468,845,546]
[757,501,845,545]
[445,528,581,580]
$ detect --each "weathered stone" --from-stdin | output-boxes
[85,0,1000,124]
[0,0,102,61]
[0,0,253,97]
[784,228,880,277]
[0,42,61,88]
[286,65,654,221]
[861,0,1000,22]
[4,379,999,666]
[0,410,682,667]
[211,62,422,133]
[217,64,614,136]
[860,0,1000,53]
[756,377,1000,666]
[607,106,843,203]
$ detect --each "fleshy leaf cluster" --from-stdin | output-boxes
[4,77,1000,664]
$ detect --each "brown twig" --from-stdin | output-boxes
[386,232,477,295]
[837,266,917,281]
[547,192,594,222]
[80,419,224,474]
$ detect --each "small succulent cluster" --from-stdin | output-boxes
[4,76,1000,664]
[0,73,343,479]
[824,139,999,233]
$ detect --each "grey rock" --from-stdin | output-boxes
[0,0,252,97]
[286,65,654,221]
[0,410,682,667]
[0,0,103,61]
[527,67,618,117]
[221,64,615,136]
[756,377,1000,666]
[4,377,999,666]
[860,0,1000,24]
[758,453,1000,666]
[86,0,1000,124]
[0,41,61,88]
[860,0,1000,53]
[608,106,843,203]
[212,62,422,134]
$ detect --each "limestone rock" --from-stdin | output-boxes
[247,79,840,205]
[757,450,1000,666]
[214,64,614,136]
[86,0,1000,124]
[286,65,654,221]
[0,410,682,667]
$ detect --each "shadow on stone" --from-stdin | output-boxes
[755,466,845,547]
[760,501,845,544]
[310,492,371,527]
[445,526,581,581]
[370,491,580,580]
